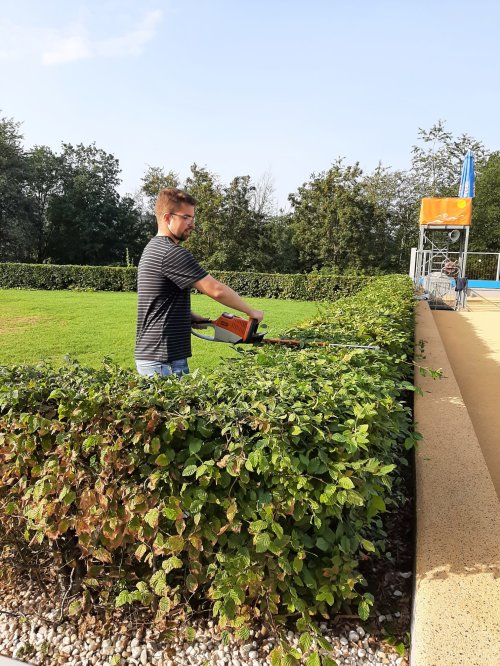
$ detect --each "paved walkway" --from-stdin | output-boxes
[412,302,500,666]
[433,307,500,498]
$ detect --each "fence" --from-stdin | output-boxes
[410,251,500,282]
[461,252,500,281]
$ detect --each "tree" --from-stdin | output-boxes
[249,170,279,217]
[469,152,500,252]
[214,175,264,271]
[0,116,32,261]
[109,195,150,266]
[411,120,489,197]
[255,214,298,273]
[46,143,123,264]
[141,166,179,206]
[289,161,384,273]
[24,146,62,262]
[181,164,222,265]
[362,164,422,272]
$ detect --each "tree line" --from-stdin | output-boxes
[1,115,499,273]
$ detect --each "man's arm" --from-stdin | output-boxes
[193,275,264,322]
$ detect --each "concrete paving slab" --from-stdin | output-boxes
[412,302,500,666]
[433,309,500,498]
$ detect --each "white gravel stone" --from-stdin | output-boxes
[0,575,408,666]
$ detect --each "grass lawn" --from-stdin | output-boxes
[0,289,322,373]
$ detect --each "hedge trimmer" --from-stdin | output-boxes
[192,312,380,350]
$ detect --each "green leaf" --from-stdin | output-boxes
[299,632,313,652]
[395,642,406,656]
[316,537,330,552]
[272,522,284,539]
[144,508,159,528]
[162,507,177,520]
[270,648,282,666]
[115,590,131,607]
[249,520,268,533]
[338,476,354,489]
[68,598,82,616]
[162,556,183,573]
[185,627,196,642]
[82,434,102,453]
[195,464,208,478]
[188,437,203,454]
[150,570,167,595]
[166,535,184,553]
[367,494,386,519]
[236,625,251,641]
[316,636,333,651]
[306,652,321,666]
[182,464,197,476]
[322,657,338,666]
[378,464,396,475]
[155,454,169,466]
[186,574,198,593]
[358,599,370,621]
[254,532,272,553]
[361,538,375,552]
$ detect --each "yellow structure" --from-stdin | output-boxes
[419,197,472,226]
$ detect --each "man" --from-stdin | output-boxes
[135,188,264,377]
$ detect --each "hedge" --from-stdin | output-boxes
[0,276,417,664]
[0,262,369,301]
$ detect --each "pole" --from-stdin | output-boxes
[409,247,417,279]
[462,227,470,276]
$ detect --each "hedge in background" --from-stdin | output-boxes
[0,263,137,292]
[0,262,369,301]
[0,276,416,665]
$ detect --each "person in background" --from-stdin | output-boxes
[135,188,264,377]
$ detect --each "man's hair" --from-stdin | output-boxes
[155,188,197,221]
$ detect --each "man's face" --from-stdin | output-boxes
[166,203,196,241]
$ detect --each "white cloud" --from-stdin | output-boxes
[42,34,92,65]
[0,10,162,65]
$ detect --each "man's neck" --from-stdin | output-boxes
[157,228,181,244]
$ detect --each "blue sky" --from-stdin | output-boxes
[2,0,499,208]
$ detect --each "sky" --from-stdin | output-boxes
[2,0,499,209]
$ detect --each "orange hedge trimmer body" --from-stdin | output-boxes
[192,312,379,350]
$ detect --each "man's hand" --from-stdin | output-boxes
[248,308,264,323]
[191,312,211,330]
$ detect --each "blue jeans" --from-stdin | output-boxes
[135,358,189,378]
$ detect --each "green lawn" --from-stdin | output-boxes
[0,290,321,373]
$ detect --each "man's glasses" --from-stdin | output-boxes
[170,212,195,224]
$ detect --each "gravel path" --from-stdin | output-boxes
[0,575,409,666]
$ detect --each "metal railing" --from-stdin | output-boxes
[446,251,500,281]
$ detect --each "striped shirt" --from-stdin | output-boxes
[135,236,208,362]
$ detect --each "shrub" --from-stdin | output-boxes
[0,276,417,662]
